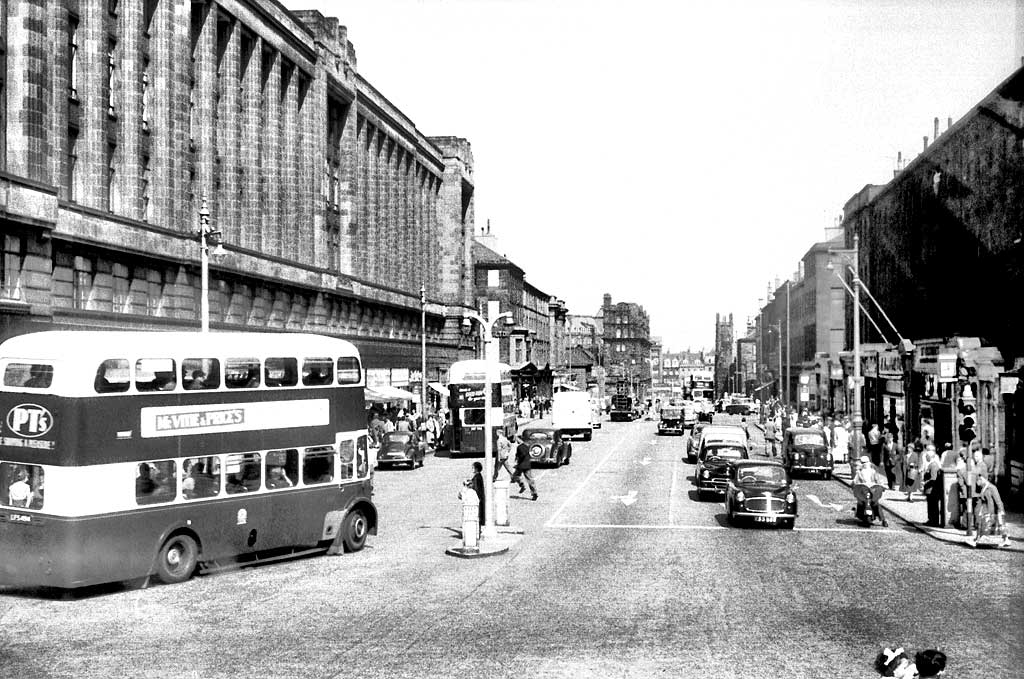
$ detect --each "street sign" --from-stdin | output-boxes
[938,353,957,382]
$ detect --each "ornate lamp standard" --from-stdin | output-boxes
[461,310,514,540]
[194,198,224,333]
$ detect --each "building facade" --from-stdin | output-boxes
[0,0,479,389]
[713,313,734,398]
[601,293,651,401]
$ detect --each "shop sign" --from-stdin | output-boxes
[878,350,902,378]
[1001,376,1020,395]
[830,364,844,380]
[391,368,410,386]
[884,379,904,395]
[937,353,957,382]
[366,368,390,388]
[410,370,423,383]
[861,354,878,379]
[799,374,810,385]
[914,343,942,373]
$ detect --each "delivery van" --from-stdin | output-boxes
[552,391,594,440]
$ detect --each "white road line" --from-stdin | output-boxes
[668,456,678,525]
[544,523,902,534]
[545,427,633,528]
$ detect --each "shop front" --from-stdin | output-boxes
[877,348,907,445]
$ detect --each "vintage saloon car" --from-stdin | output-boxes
[658,406,685,436]
[726,459,797,528]
[522,427,572,467]
[695,441,748,500]
[376,431,426,469]
[782,427,833,479]
[685,422,708,462]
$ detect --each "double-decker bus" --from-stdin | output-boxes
[0,331,376,589]
[689,378,715,402]
[447,360,516,455]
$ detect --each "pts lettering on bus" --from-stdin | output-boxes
[5,404,54,438]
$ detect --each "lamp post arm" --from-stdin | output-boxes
[831,270,890,344]
[847,264,906,343]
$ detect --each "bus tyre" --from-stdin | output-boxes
[155,534,198,584]
[342,509,369,552]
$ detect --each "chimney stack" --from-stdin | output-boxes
[923,136,929,151]
[947,116,952,131]
[934,117,940,141]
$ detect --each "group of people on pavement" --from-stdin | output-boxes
[367,406,446,450]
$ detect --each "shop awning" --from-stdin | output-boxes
[428,382,447,396]
[364,385,419,403]
[752,382,776,393]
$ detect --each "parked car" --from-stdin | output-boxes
[695,441,748,500]
[697,424,750,453]
[521,427,572,466]
[782,427,833,479]
[726,459,797,529]
[685,422,708,463]
[376,431,426,469]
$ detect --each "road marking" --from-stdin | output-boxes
[637,456,652,466]
[545,523,903,533]
[545,426,632,528]
[609,490,638,506]
[669,456,678,525]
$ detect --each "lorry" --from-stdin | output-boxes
[551,390,594,441]
[610,394,637,422]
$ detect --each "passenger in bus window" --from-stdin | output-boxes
[29,478,44,510]
[8,468,31,508]
[136,463,157,497]
[226,474,247,494]
[244,368,260,388]
[266,466,294,489]
[184,370,207,390]
[22,364,53,389]
[183,461,219,499]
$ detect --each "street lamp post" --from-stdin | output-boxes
[462,310,513,540]
[420,285,428,421]
[828,232,863,459]
[195,197,224,333]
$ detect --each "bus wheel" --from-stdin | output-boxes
[342,509,369,552]
[155,534,198,584]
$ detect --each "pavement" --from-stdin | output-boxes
[752,420,1024,551]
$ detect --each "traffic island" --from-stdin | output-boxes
[445,534,515,559]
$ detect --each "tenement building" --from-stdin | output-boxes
[602,293,651,402]
[0,0,477,389]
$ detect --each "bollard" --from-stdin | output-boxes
[460,486,480,550]
[494,478,510,527]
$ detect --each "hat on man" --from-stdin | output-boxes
[859,455,871,465]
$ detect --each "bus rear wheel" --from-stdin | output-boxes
[155,534,198,584]
[342,509,368,552]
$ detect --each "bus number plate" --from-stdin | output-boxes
[2,512,39,525]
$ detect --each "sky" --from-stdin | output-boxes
[293,0,1020,352]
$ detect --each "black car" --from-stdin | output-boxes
[521,427,572,467]
[782,427,833,479]
[376,431,426,469]
[726,459,797,529]
[694,442,748,500]
[685,422,708,463]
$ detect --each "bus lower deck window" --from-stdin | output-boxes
[266,449,298,489]
[182,457,221,499]
[338,440,355,478]
[136,460,177,504]
[303,447,336,484]
[225,453,261,493]
[1,462,44,509]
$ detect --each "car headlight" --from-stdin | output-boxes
[735,490,745,502]
[701,470,710,479]
[785,492,795,504]
[826,452,833,462]
[530,445,543,457]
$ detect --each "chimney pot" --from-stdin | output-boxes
[923,136,929,151]
[934,117,940,140]
[947,116,952,130]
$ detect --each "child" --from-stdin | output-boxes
[915,649,947,677]
[874,646,913,677]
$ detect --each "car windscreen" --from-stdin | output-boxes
[704,446,744,459]
[736,466,788,485]
[524,431,553,441]
[793,433,827,446]
[661,408,682,418]
[387,433,412,443]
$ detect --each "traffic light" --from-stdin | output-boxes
[958,395,978,443]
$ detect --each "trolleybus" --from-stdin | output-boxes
[447,359,516,455]
[0,331,376,589]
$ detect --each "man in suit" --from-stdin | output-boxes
[511,436,538,501]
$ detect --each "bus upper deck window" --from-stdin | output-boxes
[337,357,361,384]
[182,358,221,390]
[4,363,54,389]
[136,358,177,392]
[95,359,130,393]
[265,357,297,388]
[302,358,333,386]
[225,358,260,389]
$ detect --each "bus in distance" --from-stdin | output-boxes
[0,331,376,589]
[447,359,516,455]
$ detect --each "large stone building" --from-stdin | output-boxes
[0,0,481,389]
[601,293,651,400]
[713,313,734,397]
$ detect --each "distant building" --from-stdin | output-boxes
[714,313,734,397]
[602,293,652,401]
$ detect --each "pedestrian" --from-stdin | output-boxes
[852,455,889,527]
[832,419,850,464]
[882,431,899,490]
[921,445,944,527]
[955,447,970,530]
[874,646,913,677]
[967,474,1011,548]
[764,417,778,457]
[904,443,921,501]
[866,423,883,467]
[970,444,989,490]
[493,432,514,481]
[913,649,947,678]
[464,461,485,532]
[511,435,538,501]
